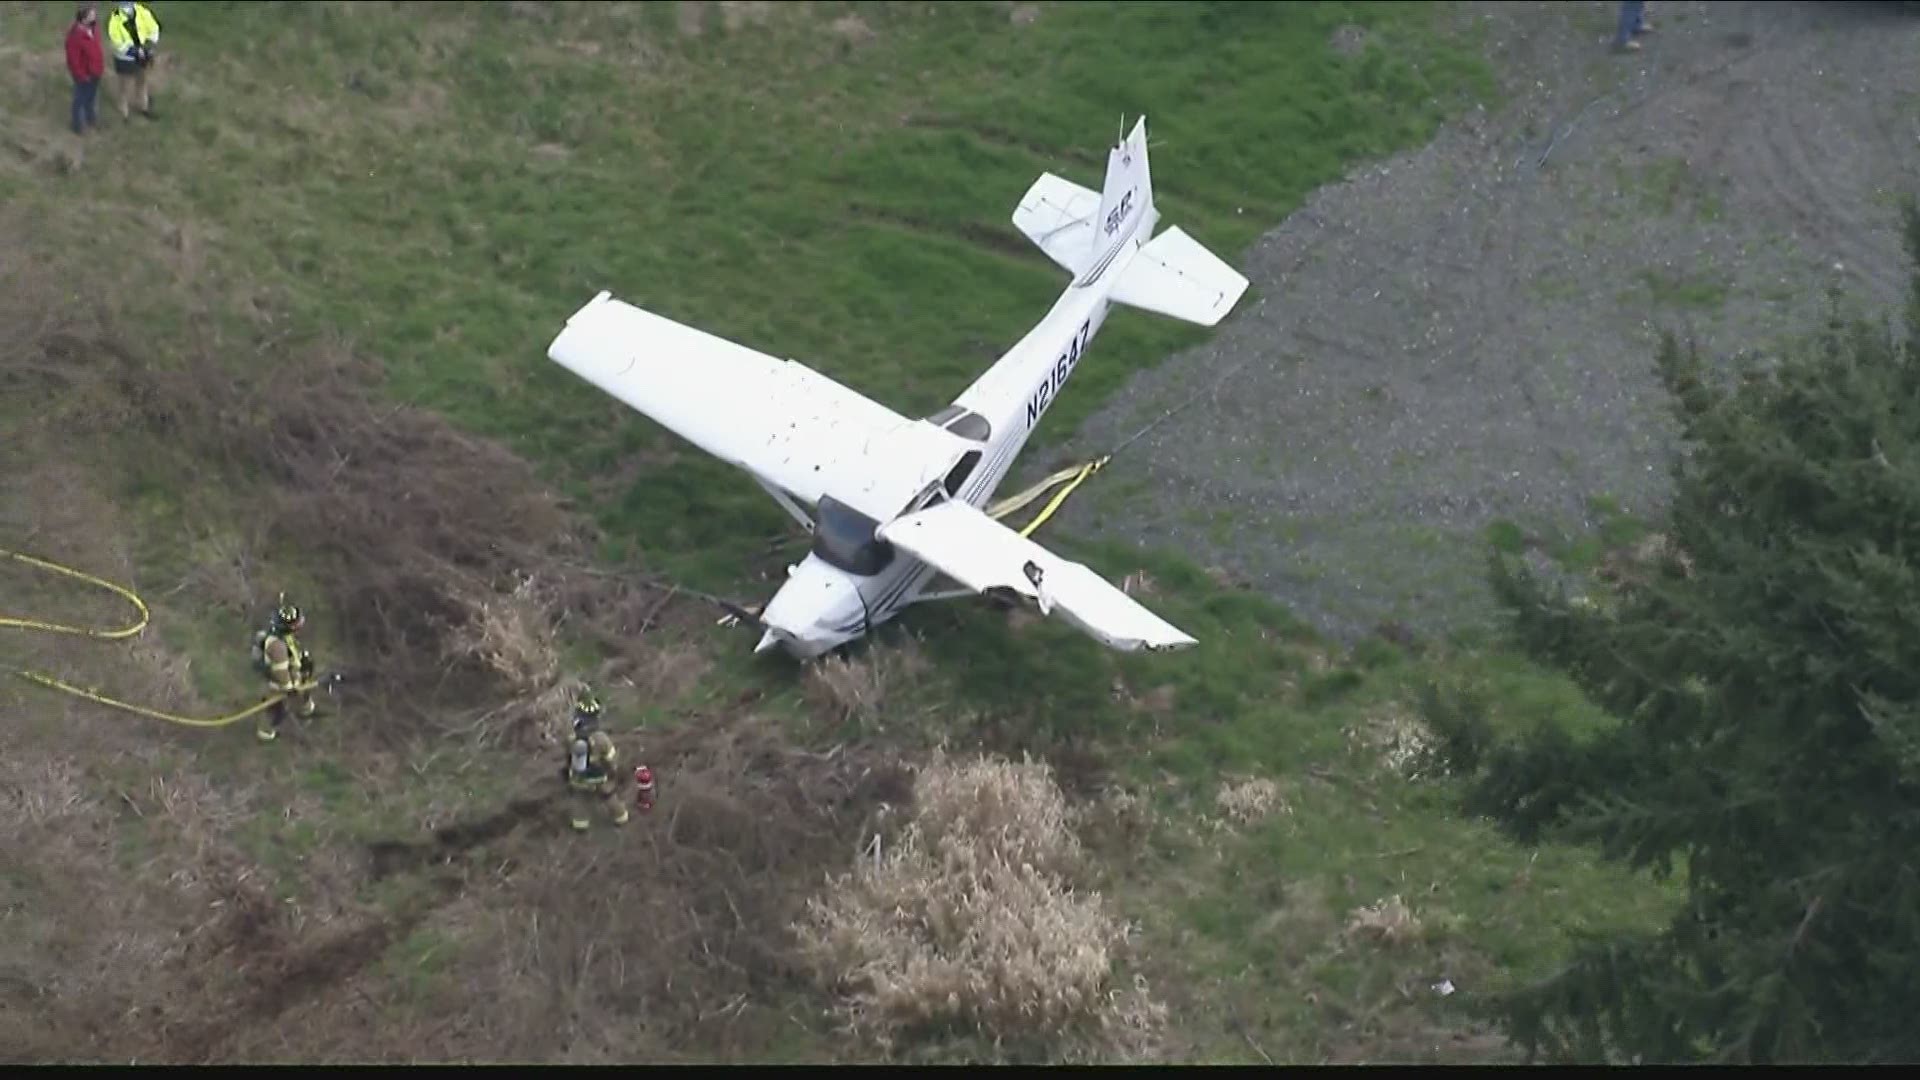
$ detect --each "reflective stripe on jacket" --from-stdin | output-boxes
[106,5,160,63]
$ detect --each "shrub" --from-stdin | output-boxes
[793,750,1160,1060]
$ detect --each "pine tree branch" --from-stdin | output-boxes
[1787,895,1824,960]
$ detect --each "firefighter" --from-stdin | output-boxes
[105,1,160,121]
[253,594,318,743]
[563,689,629,830]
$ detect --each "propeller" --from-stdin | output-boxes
[714,598,768,629]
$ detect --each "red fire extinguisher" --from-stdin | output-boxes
[633,765,656,813]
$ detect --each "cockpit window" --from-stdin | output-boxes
[812,496,895,577]
[946,412,991,441]
[943,449,982,497]
[923,404,992,442]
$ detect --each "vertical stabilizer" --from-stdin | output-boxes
[1091,116,1153,259]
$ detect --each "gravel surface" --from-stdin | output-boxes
[1046,0,1920,643]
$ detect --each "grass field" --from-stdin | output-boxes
[2,1,1677,1063]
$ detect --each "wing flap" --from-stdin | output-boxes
[876,500,1196,652]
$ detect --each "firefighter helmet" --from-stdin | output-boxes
[572,688,603,732]
[271,592,305,635]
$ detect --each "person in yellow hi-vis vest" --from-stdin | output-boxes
[562,689,629,831]
[104,1,160,121]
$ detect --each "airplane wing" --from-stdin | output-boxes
[547,291,972,521]
[876,499,1196,652]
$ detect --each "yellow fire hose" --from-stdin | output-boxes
[0,547,151,638]
[3,545,324,728]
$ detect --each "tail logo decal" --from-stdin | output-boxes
[1103,188,1136,237]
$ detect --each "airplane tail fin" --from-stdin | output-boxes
[1011,115,1248,327]
[1093,115,1154,255]
[1010,114,1153,278]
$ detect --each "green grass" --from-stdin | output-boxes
[1620,154,1726,222]
[0,0,1684,1063]
[1638,265,1732,311]
[875,540,1677,1059]
[379,926,459,1005]
[7,0,1494,590]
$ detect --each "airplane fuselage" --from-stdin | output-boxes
[754,206,1154,660]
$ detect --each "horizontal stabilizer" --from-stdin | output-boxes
[876,500,1196,653]
[1109,225,1250,327]
[1011,172,1102,276]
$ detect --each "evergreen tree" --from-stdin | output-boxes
[1424,197,1920,1063]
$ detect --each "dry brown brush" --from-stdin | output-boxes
[2,224,937,1064]
[7,303,680,745]
[792,749,1165,1061]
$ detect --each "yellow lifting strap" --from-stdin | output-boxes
[3,545,319,728]
[981,352,1260,538]
[986,454,1111,538]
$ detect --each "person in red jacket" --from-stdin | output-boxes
[65,5,105,136]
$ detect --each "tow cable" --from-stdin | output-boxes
[990,350,1259,537]
[3,545,338,727]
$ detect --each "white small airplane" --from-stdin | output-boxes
[546,116,1249,661]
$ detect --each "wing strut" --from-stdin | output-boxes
[754,477,816,533]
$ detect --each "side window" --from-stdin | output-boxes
[924,405,991,442]
[946,412,992,442]
[943,450,982,497]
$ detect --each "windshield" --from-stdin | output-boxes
[812,496,895,576]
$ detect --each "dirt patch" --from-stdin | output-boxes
[1329,23,1369,57]
[1010,4,1040,28]
[677,1,707,38]
[1051,0,1920,641]
[829,13,876,46]
[366,794,560,880]
[1344,894,1423,947]
[718,1,778,33]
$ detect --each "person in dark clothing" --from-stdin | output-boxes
[1614,1,1652,52]
[65,5,105,135]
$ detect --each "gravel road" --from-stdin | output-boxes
[1047,0,1920,642]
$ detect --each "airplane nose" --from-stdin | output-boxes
[759,556,868,654]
